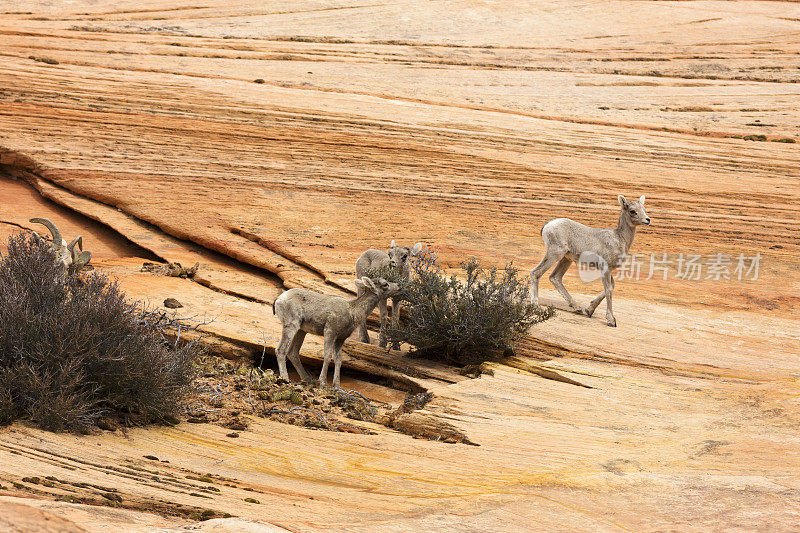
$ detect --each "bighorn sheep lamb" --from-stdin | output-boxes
[355,240,422,346]
[29,217,92,272]
[272,276,400,388]
[529,195,650,327]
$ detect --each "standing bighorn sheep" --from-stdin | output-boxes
[272,276,400,388]
[529,195,650,327]
[355,240,422,346]
[29,217,92,272]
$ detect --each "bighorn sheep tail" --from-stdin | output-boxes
[29,217,63,245]
[272,301,276,315]
[540,218,556,236]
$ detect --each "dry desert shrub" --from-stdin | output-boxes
[386,250,554,365]
[0,233,198,432]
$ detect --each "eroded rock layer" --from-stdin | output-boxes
[0,1,799,531]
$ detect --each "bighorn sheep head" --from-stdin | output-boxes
[29,217,92,272]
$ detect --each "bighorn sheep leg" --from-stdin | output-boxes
[601,269,616,327]
[528,195,650,326]
[549,257,580,311]
[354,241,422,346]
[529,249,563,307]
[272,276,400,387]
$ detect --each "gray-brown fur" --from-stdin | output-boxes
[354,240,422,346]
[272,276,400,388]
[529,195,650,327]
[29,217,92,272]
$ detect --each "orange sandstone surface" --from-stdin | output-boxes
[0,1,799,531]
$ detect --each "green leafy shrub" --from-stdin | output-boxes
[386,249,554,365]
[0,233,198,432]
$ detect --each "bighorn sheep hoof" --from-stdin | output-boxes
[607,318,617,327]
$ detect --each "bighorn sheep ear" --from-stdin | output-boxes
[639,195,646,204]
[30,217,63,246]
[617,195,627,207]
[411,242,422,255]
[353,279,365,290]
[390,240,396,249]
[361,276,377,292]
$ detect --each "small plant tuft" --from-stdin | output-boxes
[0,233,199,433]
[386,250,553,365]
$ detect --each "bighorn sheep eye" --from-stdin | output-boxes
[629,210,636,215]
